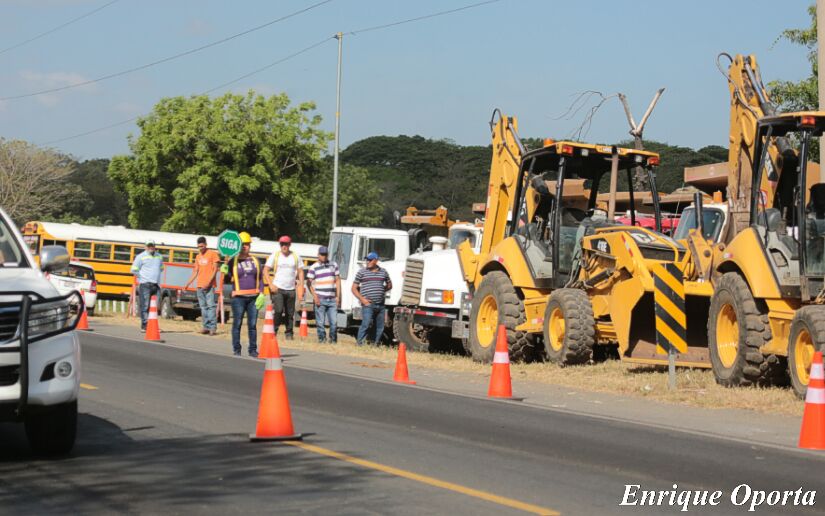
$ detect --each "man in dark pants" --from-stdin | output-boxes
[131,240,164,332]
[263,235,304,340]
[352,252,392,345]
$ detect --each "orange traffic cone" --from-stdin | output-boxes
[144,295,162,342]
[488,324,513,398]
[393,343,416,385]
[249,341,303,441]
[259,305,280,359]
[76,303,90,331]
[799,351,825,449]
[299,309,309,339]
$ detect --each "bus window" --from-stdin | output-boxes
[43,239,67,248]
[171,250,190,263]
[22,234,39,253]
[114,245,132,262]
[93,243,112,260]
[74,241,92,259]
[157,248,170,262]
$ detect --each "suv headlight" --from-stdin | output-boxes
[425,289,455,304]
[28,298,73,337]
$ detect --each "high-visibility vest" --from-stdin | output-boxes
[231,255,262,295]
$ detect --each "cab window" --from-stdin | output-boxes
[360,238,395,261]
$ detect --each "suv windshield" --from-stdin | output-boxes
[449,228,479,250]
[54,264,94,280]
[0,215,26,267]
[329,232,353,280]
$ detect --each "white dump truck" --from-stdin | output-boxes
[0,207,83,455]
[328,226,411,340]
[393,221,483,352]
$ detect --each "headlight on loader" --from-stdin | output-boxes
[425,289,454,304]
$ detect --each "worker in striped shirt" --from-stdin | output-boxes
[352,252,392,345]
[306,246,341,343]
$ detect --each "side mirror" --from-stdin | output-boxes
[40,245,70,273]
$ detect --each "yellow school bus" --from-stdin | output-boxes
[21,221,320,298]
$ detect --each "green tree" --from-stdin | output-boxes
[306,163,383,242]
[62,158,129,225]
[768,4,818,112]
[0,139,80,223]
[108,91,331,239]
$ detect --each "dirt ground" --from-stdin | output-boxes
[92,311,803,416]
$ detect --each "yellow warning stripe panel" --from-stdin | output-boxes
[650,263,685,300]
[653,286,687,328]
[655,315,688,353]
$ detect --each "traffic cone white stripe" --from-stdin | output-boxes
[266,358,283,371]
[805,386,825,404]
[493,351,510,364]
[811,362,825,380]
[263,324,274,332]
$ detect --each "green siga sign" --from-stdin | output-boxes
[217,229,242,258]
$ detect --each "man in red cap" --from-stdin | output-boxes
[263,235,304,340]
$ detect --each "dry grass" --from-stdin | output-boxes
[92,311,803,416]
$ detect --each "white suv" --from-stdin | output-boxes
[0,208,82,455]
[47,261,97,315]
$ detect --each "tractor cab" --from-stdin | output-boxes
[511,140,662,288]
[749,113,825,300]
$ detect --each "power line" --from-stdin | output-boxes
[0,0,120,56]
[2,0,333,101]
[40,38,333,146]
[39,0,505,146]
[346,0,502,35]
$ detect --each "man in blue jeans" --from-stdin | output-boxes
[131,240,164,332]
[352,252,392,345]
[306,246,341,343]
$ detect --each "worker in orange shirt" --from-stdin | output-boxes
[185,236,221,335]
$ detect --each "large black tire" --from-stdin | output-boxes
[393,311,430,352]
[788,306,825,398]
[542,289,595,365]
[467,271,536,363]
[707,272,786,388]
[25,401,77,456]
[159,295,176,320]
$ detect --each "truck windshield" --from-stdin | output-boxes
[449,228,479,250]
[329,232,353,280]
[672,207,725,242]
[0,216,26,267]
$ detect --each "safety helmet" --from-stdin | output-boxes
[278,235,292,244]
[239,231,252,244]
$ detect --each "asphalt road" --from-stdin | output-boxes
[1,332,824,515]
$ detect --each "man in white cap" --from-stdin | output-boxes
[131,240,164,332]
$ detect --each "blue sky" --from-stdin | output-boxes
[0,0,815,159]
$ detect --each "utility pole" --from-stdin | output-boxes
[332,32,343,228]
[818,0,825,174]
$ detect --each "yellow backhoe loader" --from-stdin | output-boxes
[457,110,665,363]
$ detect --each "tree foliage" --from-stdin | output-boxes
[306,163,383,242]
[0,139,80,223]
[768,4,818,112]
[60,158,129,225]
[108,91,331,239]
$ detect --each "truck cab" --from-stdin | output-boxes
[328,227,410,336]
[0,207,82,455]
[394,222,483,352]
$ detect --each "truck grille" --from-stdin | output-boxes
[0,365,19,386]
[401,258,424,305]
[0,306,20,342]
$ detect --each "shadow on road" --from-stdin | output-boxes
[0,412,380,513]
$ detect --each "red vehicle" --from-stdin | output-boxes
[616,213,680,235]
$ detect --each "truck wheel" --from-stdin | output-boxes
[393,312,430,352]
[468,271,535,363]
[159,295,176,319]
[708,272,786,388]
[25,401,77,456]
[788,306,825,398]
[543,288,595,365]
